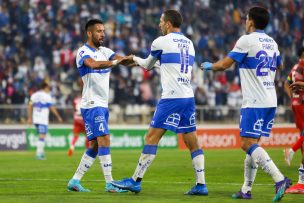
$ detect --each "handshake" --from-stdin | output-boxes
[112,55,137,67]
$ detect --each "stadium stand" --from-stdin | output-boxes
[0,0,303,123]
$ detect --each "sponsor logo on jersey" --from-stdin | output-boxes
[95,116,105,123]
[173,39,190,44]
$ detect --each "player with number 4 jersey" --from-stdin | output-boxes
[200,6,290,202]
[67,19,132,193]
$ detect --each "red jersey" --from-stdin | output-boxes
[287,60,304,106]
[73,96,83,121]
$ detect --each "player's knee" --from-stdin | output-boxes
[144,133,159,145]
[96,135,110,146]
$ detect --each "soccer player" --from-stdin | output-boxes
[67,92,89,156]
[27,80,63,160]
[111,10,208,196]
[284,47,304,194]
[200,6,290,201]
[67,19,131,193]
[284,47,304,166]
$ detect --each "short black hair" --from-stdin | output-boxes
[248,7,269,30]
[163,10,183,28]
[297,47,304,58]
[85,19,103,31]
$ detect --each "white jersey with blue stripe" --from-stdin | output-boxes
[76,44,115,109]
[227,30,282,108]
[30,90,53,125]
[150,32,195,99]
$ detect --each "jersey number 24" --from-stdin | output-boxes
[255,50,277,76]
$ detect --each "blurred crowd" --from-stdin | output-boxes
[0,0,303,108]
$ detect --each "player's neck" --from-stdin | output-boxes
[86,41,98,50]
[167,27,181,35]
[248,27,264,34]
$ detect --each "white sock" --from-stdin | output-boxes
[251,146,284,182]
[36,139,45,155]
[192,154,206,184]
[241,154,258,193]
[132,153,156,181]
[72,152,95,180]
[298,164,304,184]
[99,154,113,183]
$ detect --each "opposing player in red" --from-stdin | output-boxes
[68,92,89,156]
[284,47,304,194]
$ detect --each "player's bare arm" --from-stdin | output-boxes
[27,102,33,124]
[200,57,235,71]
[284,81,292,98]
[50,106,63,123]
[83,58,118,69]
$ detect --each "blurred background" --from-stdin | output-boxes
[0,0,303,124]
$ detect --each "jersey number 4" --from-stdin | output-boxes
[255,50,277,76]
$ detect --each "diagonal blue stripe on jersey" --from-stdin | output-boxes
[78,65,111,77]
[160,53,194,65]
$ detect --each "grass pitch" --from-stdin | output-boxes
[0,148,302,203]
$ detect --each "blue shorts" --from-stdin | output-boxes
[35,124,48,134]
[240,107,276,138]
[81,107,109,141]
[150,98,196,133]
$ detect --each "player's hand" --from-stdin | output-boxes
[119,55,135,66]
[200,62,213,71]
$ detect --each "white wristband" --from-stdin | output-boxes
[112,60,118,66]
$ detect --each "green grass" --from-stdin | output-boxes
[0,148,302,203]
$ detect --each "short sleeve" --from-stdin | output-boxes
[30,94,36,103]
[275,45,282,67]
[227,35,249,63]
[76,47,92,67]
[102,47,116,61]
[150,37,163,60]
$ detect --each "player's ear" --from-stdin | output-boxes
[86,30,92,38]
[166,21,171,30]
[249,19,254,29]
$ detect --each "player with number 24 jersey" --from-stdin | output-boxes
[228,30,281,108]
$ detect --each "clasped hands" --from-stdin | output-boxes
[115,55,137,67]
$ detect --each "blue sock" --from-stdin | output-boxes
[85,148,98,158]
